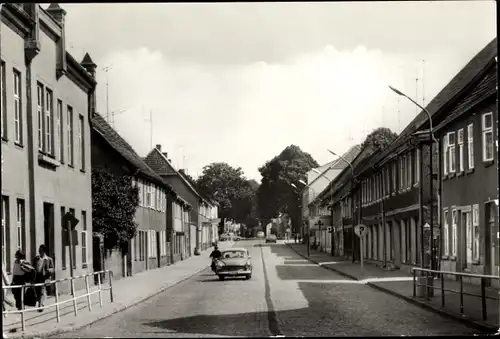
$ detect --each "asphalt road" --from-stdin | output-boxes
[53,240,485,337]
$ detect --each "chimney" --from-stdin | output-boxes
[155,144,161,151]
[168,159,172,163]
[81,53,97,78]
[46,4,67,78]
[162,152,168,158]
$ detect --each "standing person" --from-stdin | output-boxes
[2,265,14,314]
[33,245,54,312]
[11,250,34,310]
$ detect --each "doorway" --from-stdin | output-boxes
[43,203,54,261]
[462,210,472,270]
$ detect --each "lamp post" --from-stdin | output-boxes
[328,149,356,263]
[291,181,310,257]
[389,85,438,271]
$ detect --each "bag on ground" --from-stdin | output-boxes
[23,287,37,307]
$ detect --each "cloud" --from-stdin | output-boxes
[94,43,477,181]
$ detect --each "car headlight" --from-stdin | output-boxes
[216,261,225,267]
[244,262,251,270]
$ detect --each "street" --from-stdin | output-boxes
[52,240,483,337]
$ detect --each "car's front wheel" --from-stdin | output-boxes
[245,274,251,280]
[218,275,225,281]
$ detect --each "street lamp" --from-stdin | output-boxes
[292,181,310,257]
[328,149,356,263]
[389,85,438,271]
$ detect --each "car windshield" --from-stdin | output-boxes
[221,250,247,259]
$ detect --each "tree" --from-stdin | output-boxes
[196,163,258,232]
[361,127,398,151]
[92,168,140,251]
[257,145,319,233]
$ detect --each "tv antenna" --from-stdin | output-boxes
[102,64,114,123]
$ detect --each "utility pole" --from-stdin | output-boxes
[102,64,114,122]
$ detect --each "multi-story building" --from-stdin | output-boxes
[314,37,498,283]
[144,145,211,259]
[304,145,361,253]
[1,4,95,286]
[91,114,174,278]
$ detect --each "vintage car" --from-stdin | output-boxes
[215,248,252,280]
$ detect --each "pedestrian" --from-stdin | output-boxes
[11,250,34,310]
[209,245,222,273]
[294,234,298,244]
[32,244,54,312]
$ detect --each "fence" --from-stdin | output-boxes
[2,270,113,331]
[412,267,499,321]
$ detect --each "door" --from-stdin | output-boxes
[43,203,54,262]
[462,211,472,269]
[487,203,499,276]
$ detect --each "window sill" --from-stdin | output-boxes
[14,142,24,149]
[1,136,7,143]
[466,167,474,174]
[449,256,457,261]
[82,264,88,269]
[62,267,67,270]
[457,171,464,177]
[38,153,60,168]
[413,183,420,188]
[441,255,449,260]
[472,260,480,265]
[68,164,74,169]
[80,168,86,174]
[391,192,396,196]
[483,159,494,168]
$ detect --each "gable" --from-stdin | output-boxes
[144,149,177,176]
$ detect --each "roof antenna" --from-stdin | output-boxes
[422,59,426,108]
[102,64,114,122]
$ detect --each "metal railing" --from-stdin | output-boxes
[412,267,499,321]
[2,270,114,331]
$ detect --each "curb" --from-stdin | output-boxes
[8,242,236,339]
[284,243,498,334]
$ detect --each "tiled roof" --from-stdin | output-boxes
[91,113,173,191]
[375,37,497,164]
[435,64,497,132]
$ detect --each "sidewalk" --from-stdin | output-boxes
[285,241,499,333]
[3,241,235,339]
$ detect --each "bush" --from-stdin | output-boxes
[92,168,140,250]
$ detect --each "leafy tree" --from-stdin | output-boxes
[361,127,398,150]
[257,145,319,233]
[92,168,140,251]
[196,163,258,232]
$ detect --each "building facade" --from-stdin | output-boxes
[314,38,498,284]
[1,4,95,286]
[91,114,172,279]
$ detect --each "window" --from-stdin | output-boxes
[78,115,85,170]
[61,207,67,269]
[385,166,390,195]
[45,89,53,154]
[399,157,404,190]
[149,230,157,258]
[415,148,420,184]
[67,106,74,165]
[15,199,25,251]
[81,211,87,266]
[138,181,144,207]
[13,70,22,144]
[467,123,474,169]
[57,100,64,162]
[443,134,449,175]
[451,209,457,257]
[447,132,456,173]
[443,209,449,255]
[406,153,412,188]
[392,161,397,193]
[1,61,6,139]
[1,196,9,272]
[482,112,494,161]
[472,204,479,262]
[37,84,44,150]
[457,129,464,172]
[146,183,152,207]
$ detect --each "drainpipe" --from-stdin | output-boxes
[418,143,425,270]
[380,166,387,268]
[437,136,442,272]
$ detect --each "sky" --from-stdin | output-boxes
[52,1,496,182]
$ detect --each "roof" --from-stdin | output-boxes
[375,37,497,166]
[145,148,204,200]
[91,113,173,192]
[304,145,361,191]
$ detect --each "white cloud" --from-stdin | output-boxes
[95,43,486,181]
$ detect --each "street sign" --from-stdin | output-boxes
[354,224,367,238]
[327,226,333,233]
